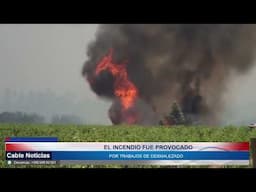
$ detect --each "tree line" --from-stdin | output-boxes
[0,111,83,124]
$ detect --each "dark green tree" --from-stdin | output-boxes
[169,101,185,125]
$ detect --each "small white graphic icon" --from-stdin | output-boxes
[7,160,12,165]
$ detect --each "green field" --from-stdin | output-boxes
[1,123,256,168]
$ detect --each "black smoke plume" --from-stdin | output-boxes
[82,24,256,125]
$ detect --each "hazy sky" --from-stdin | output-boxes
[222,66,256,125]
[0,24,97,96]
[0,24,256,125]
[0,24,111,124]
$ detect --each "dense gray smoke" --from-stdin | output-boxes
[82,24,256,125]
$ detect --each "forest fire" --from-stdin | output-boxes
[93,49,140,124]
[82,24,256,126]
[95,49,138,110]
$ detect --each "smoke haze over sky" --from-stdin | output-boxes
[0,24,256,125]
[83,24,256,125]
[0,24,111,124]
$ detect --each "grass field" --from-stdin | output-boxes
[1,123,256,168]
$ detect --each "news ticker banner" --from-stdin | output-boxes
[5,137,250,165]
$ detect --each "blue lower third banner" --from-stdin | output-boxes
[5,141,250,165]
[50,151,249,160]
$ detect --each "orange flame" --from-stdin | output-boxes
[95,49,138,110]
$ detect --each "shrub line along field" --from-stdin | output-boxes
[1,123,256,168]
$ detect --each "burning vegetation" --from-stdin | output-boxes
[82,24,256,126]
[89,48,157,125]
[95,49,138,111]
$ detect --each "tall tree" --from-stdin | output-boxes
[169,101,185,125]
